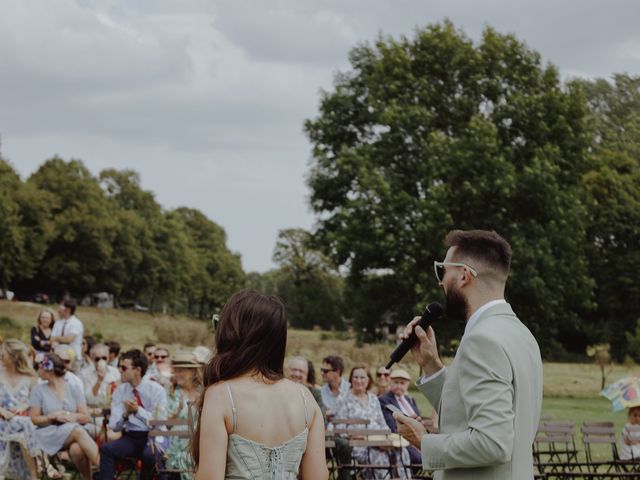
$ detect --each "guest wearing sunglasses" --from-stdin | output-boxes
[144,347,172,388]
[373,366,391,397]
[53,346,84,394]
[78,344,120,412]
[100,349,167,480]
[394,230,542,480]
[319,355,349,420]
[30,353,98,480]
[107,341,120,369]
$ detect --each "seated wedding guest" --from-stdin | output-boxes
[307,359,318,388]
[30,353,98,480]
[0,339,39,480]
[146,347,172,387]
[80,336,95,369]
[286,356,326,423]
[333,365,410,479]
[320,355,350,419]
[99,349,167,480]
[620,406,640,460]
[31,309,55,354]
[165,350,204,479]
[374,366,391,397]
[192,290,327,479]
[378,369,427,467]
[143,343,156,373]
[78,343,120,437]
[51,299,84,370]
[53,346,84,393]
[107,341,120,368]
[79,344,120,409]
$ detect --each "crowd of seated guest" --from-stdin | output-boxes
[0,298,213,480]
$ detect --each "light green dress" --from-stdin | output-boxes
[224,382,308,479]
[165,386,195,479]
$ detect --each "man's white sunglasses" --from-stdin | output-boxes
[433,261,478,283]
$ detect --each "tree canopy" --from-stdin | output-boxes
[1,157,245,317]
[304,21,637,357]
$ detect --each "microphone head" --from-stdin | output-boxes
[426,302,444,317]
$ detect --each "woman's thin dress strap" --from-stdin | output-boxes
[297,384,309,428]
[224,382,237,433]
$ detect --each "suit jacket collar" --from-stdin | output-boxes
[464,301,515,336]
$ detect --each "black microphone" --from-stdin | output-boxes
[385,302,443,369]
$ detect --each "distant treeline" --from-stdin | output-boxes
[0,158,245,317]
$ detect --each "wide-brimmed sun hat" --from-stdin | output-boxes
[171,351,202,368]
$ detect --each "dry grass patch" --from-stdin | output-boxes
[154,317,213,348]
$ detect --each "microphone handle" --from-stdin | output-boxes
[385,305,438,369]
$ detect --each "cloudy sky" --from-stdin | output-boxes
[1,0,639,272]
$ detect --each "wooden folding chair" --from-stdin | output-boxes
[148,418,193,478]
[534,421,581,477]
[581,422,620,476]
[325,431,338,480]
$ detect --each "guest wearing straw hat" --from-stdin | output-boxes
[379,369,426,467]
[165,350,204,479]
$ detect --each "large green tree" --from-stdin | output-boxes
[304,22,594,354]
[171,207,245,318]
[27,157,118,296]
[272,228,345,329]
[99,169,164,303]
[0,159,51,292]
[577,75,640,360]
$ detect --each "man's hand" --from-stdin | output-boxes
[124,400,139,415]
[400,317,443,375]
[394,412,427,449]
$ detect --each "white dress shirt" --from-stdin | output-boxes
[418,299,507,386]
[78,363,121,407]
[108,378,167,432]
[52,315,84,365]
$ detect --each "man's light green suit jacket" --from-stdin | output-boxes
[418,303,543,479]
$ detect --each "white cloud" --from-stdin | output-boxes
[1,0,640,271]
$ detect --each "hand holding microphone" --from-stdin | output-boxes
[389,302,444,375]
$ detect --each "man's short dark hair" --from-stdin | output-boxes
[108,341,121,356]
[143,342,155,351]
[322,355,344,375]
[120,349,148,376]
[62,298,77,315]
[444,229,512,277]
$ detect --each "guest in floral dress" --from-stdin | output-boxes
[164,350,204,479]
[0,339,39,480]
[333,364,411,479]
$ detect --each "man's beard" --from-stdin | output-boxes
[444,285,469,323]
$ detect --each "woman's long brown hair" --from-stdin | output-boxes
[190,289,287,467]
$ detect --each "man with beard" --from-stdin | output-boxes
[394,229,542,480]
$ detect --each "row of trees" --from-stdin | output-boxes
[300,22,640,360]
[0,158,245,317]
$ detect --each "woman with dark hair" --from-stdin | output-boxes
[306,359,318,388]
[80,336,96,368]
[193,290,327,480]
[31,309,55,353]
[29,353,98,480]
